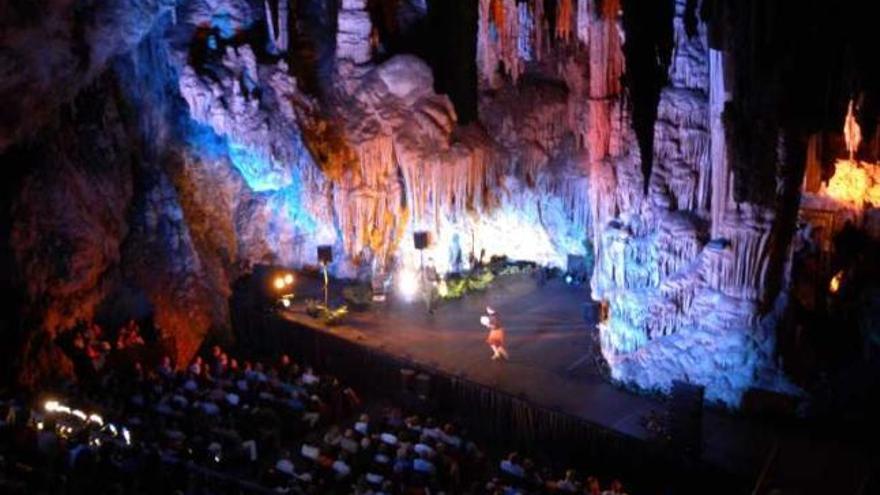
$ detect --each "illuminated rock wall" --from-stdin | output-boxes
[1,0,597,381]
[588,0,800,406]
[1,0,828,401]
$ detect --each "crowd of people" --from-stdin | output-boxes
[59,319,148,377]
[0,336,633,494]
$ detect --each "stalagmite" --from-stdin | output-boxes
[844,99,861,160]
[590,0,796,406]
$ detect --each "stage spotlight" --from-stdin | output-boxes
[284,273,294,285]
[273,276,286,290]
[398,269,419,301]
[829,270,843,294]
[280,297,291,308]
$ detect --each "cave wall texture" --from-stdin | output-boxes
[2,0,878,406]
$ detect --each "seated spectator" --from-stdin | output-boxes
[500,452,526,478]
[276,450,295,476]
[587,476,602,495]
[332,452,352,479]
[556,469,580,492]
[602,479,628,495]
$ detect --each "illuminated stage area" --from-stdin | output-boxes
[3,0,880,493]
[237,272,871,494]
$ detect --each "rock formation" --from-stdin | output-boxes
[2,0,877,408]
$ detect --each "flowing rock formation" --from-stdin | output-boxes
[589,0,798,406]
[2,0,876,408]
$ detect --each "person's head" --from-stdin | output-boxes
[212,345,221,357]
[280,354,291,366]
[610,480,623,493]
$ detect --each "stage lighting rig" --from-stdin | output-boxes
[272,270,296,309]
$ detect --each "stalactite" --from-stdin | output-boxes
[336,0,373,71]
[708,48,731,239]
[576,0,590,45]
[844,99,862,160]
[334,135,405,265]
[586,0,626,255]
[265,0,290,53]
[517,1,534,62]
[533,0,545,62]
[556,0,573,42]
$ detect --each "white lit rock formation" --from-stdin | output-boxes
[4,0,860,406]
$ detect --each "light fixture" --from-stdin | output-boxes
[397,269,419,301]
[829,271,843,294]
[284,273,294,285]
[273,276,286,290]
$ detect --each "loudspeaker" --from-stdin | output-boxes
[413,231,429,250]
[317,245,333,264]
[668,381,704,458]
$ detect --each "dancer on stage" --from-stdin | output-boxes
[481,306,508,361]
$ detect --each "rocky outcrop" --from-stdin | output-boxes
[8,0,860,407]
[0,0,174,151]
[8,75,136,384]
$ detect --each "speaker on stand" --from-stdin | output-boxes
[412,231,433,314]
[317,245,332,307]
[413,231,429,250]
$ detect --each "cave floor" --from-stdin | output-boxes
[278,274,872,492]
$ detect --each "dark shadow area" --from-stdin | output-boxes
[621,0,675,193]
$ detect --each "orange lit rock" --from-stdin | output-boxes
[826,160,880,208]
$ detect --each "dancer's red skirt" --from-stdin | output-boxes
[486,328,505,346]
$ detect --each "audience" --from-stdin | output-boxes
[0,331,633,494]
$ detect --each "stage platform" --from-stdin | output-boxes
[263,273,872,493]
